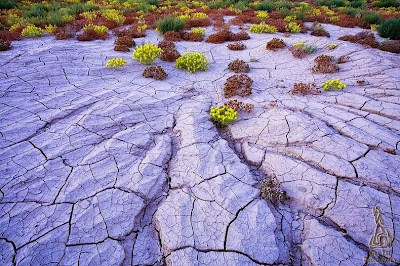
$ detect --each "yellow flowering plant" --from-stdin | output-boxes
[191,27,206,35]
[175,52,209,73]
[21,25,43,38]
[106,58,127,70]
[322,79,346,91]
[256,11,269,20]
[249,22,277,33]
[210,106,238,127]
[83,24,109,35]
[191,12,208,19]
[286,22,301,33]
[101,9,125,25]
[132,44,162,64]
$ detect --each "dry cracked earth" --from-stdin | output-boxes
[0,22,399,265]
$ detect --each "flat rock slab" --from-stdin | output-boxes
[0,23,399,265]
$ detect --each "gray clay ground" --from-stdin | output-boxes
[0,22,399,265]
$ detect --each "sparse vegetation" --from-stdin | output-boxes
[210,106,238,127]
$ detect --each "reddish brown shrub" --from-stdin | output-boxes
[158,40,175,50]
[164,31,181,41]
[185,18,211,28]
[114,44,130,52]
[228,42,246,50]
[77,29,108,41]
[339,31,379,48]
[160,47,180,62]
[143,66,167,80]
[230,14,261,25]
[224,74,253,98]
[54,27,75,40]
[379,40,400,54]
[310,23,330,37]
[337,55,350,64]
[0,40,11,51]
[291,83,320,95]
[224,99,254,113]
[266,18,287,32]
[228,59,250,73]
[115,36,135,47]
[230,31,250,41]
[0,30,21,42]
[312,55,339,74]
[181,32,203,42]
[206,30,231,43]
[266,38,286,51]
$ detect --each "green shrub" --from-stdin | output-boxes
[146,0,160,7]
[349,0,366,8]
[0,0,18,9]
[362,12,383,25]
[339,7,362,17]
[210,106,238,127]
[132,44,162,64]
[155,16,185,34]
[317,0,346,7]
[372,0,400,7]
[175,52,209,73]
[24,4,49,18]
[67,3,99,15]
[378,19,400,39]
[254,1,275,12]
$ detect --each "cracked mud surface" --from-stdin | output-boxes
[1,23,399,265]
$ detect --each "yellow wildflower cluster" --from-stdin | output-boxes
[326,43,338,50]
[329,16,339,22]
[249,22,277,33]
[132,44,162,64]
[175,52,209,74]
[191,12,208,19]
[210,106,238,127]
[101,9,125,25]
[308,8,321,16]
[21,25,44,38]
[191,27,206,35]
[256,11,269,20]
[293,42,305,48]
[83,24,109,35]
[178,14,190,21]
[82,11,98,21]
[45,25,57,33]
[62,14,75,23]
[286,22,301,33]
[106,58,127,70]
[284,15,296,22]
[228,6,242,14]
[321,6,335,16]
[322,79,346,91]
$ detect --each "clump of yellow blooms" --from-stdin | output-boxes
[284,15,296,22]
[293,42,305,48]
[370,24,378,31]
[191,27,206,35]
[329,16,339,22]
[132,44,162,64]
[256,11,269,20]
[321,6,335,16]
[326,43,338,50]
[210,106,238,127]
[82,11,98,21]
[45,25,57,34]
[21,25,44,38]
[178,14,190,21]
[61,14,75,23]
[101,9,126,25]
[308,8,321,16]
[322,79,346,91]
[286,22,301,33]
[175,52,209,73]
[249,22,277,33]
[106,58,127,70]
[228,6,243,14]
[83,24,109,35]
[191,12,208,19]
